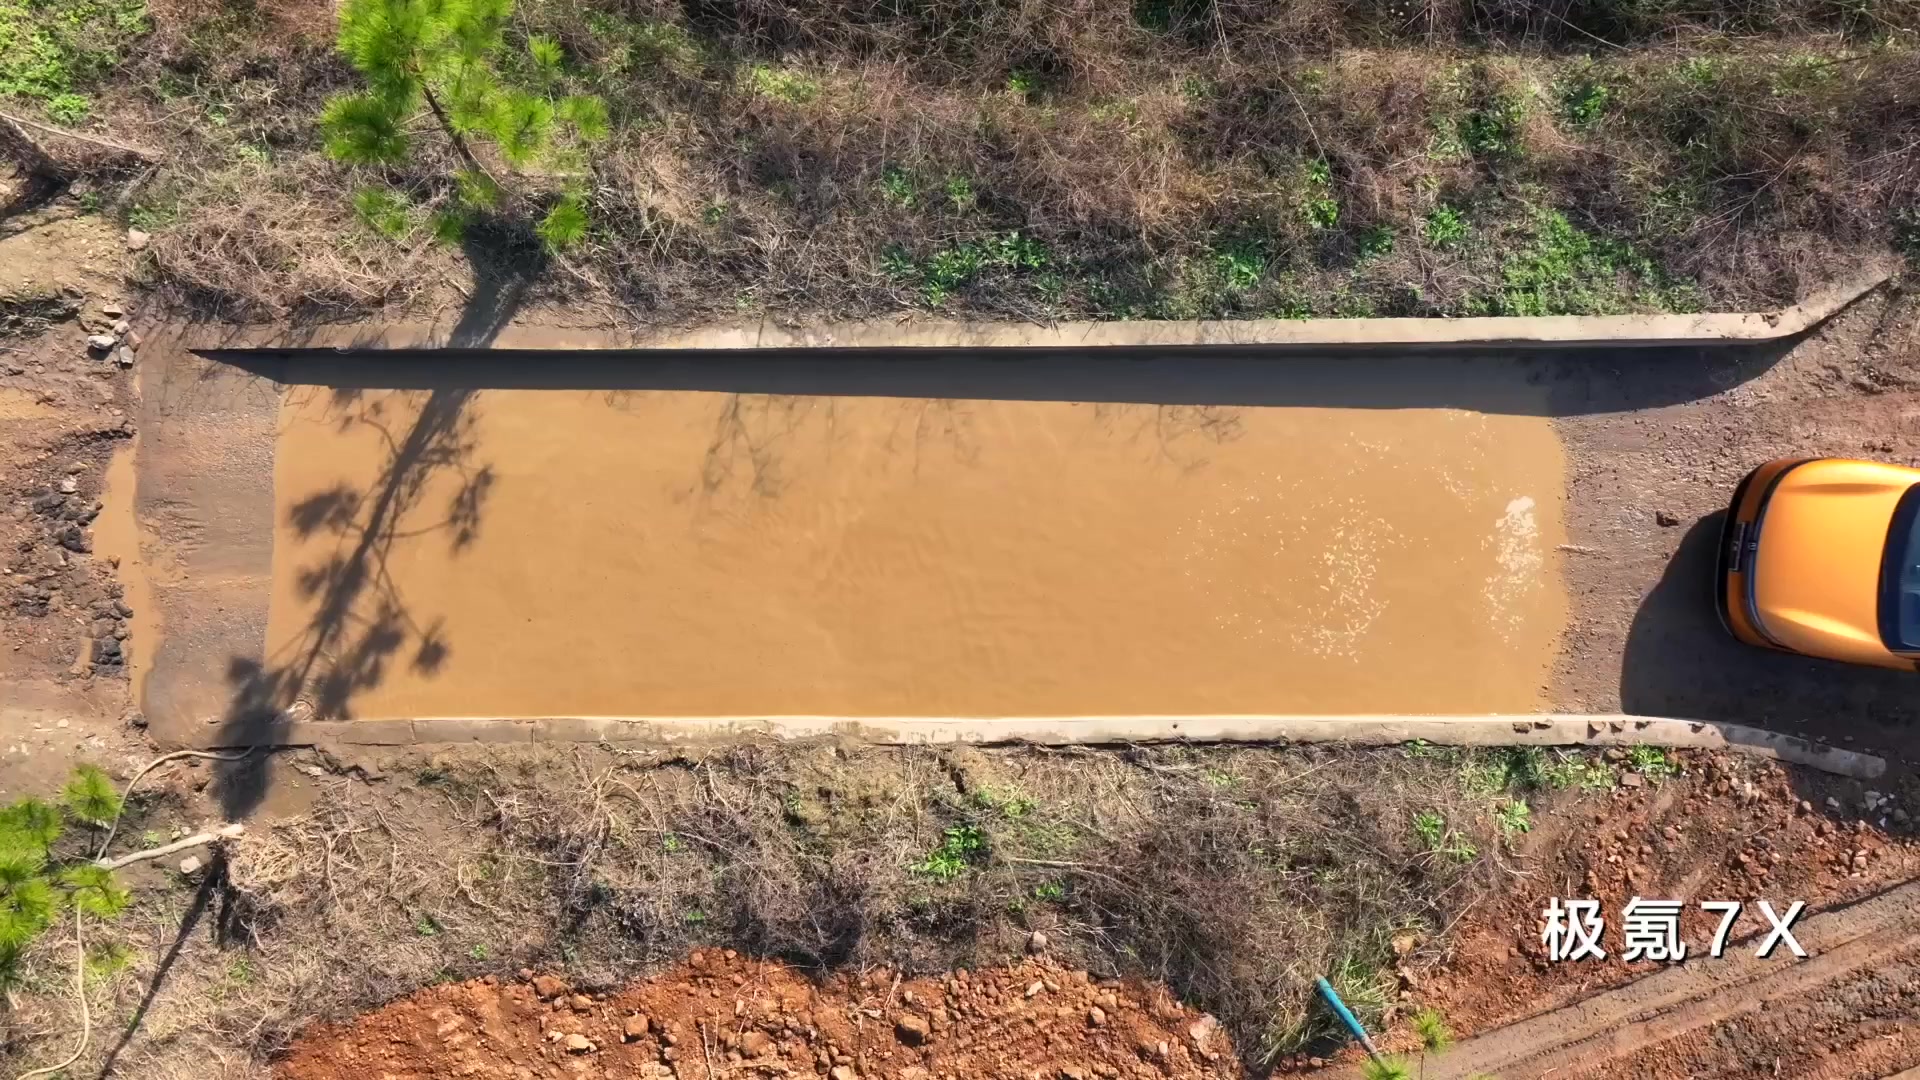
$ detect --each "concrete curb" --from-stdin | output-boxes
[183,263,1897,354]
[254,713,1887,779]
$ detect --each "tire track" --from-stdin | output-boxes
[1335,877,1920,1079]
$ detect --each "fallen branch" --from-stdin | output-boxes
[95,748,254,859]
[96,823,246,871]
[0,110,160,162]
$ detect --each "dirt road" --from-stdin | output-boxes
[1550,287,1920,761]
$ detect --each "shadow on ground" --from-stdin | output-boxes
[1620,513,1920,762]
[202,338,1797,419]
[205,262,528,820]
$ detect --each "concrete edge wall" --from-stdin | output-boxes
[258,713,1887,779]
[181,262,1897,354]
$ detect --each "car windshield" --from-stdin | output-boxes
[1879,484,1920,651]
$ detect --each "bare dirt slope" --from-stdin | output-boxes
[279,952,1242,1080]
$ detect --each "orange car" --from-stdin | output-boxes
[1719,457,1920,670]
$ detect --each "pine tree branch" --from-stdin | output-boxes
[421,86,483,174]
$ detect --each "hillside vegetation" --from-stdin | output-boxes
[5,0,1917,323]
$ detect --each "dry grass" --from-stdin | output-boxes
[4,0,1917,322]
[0,742,1554,1077]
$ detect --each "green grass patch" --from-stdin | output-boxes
[1484,208,1693,316]
[0,0,147,107]
[913,824,987,880]
[746,64,819,104]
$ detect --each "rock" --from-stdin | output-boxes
[1026,929,1049,954]
[126,229,150,252]
[1188,1014,1218,1050]
[1620,772,1645,788]
[59,476,78,494]
[102,302,124,317]
[564,1033,594,1053]
[1025,980,1044,998]
[299,763,325,778]
[739,1031,773,1058]
[113,345,135,368]
[531,974,568,999]
[622,1014,650,1042]
[569,993,593,1011]
[86,333,116,352]
[894,1013,931,1045]
[830,1067,857,1080]
[1087,1006,1106,1028]
[1655,509,1680,527]
[179,855,203,875]
[112,319,130,335]
[125,710,146,729]
[1060,1068,1087,1080]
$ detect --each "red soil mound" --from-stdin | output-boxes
[277,951,1243,1079]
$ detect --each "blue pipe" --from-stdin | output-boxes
[1314,977,1383,1059]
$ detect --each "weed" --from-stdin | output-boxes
[1033,881,1065,901]
[877,166,916,208]
[469,944,490,960]
[1459,746,1546,795]
[227,955,255,983]
[1362,1056,1413,1080]
[414,913,441,936]
[1006,70,1035,97]
[922,242,986,304]
[747,64,819,104]
[43,90,89,124]
[0,0,147,106]
[1892,208,1920,263]
[1680,56,1724,87]
[353,187,412,240]
[1492,208,1673,316]
[943,174,976,212]
[1494,798,1532,836]
[971,785,1037,817]
[1412,809,1447,848]
[1213,240,1265,291]
[988,231,1049,271]
[1299,158,1339,230]
[85,939,132,981]
[1412,810,1478,863]
[1356,225,1395,259]
[1542,754,1615,791]
[683,907,707,924]
[1413,1006,1454,1051]
[1424,206,1468,248]
[913,824,986,880]
[1559,78,1610,128]
[1627,745,1679,779]
[881,244,917,281]
[1179,74,1214,101]
[1459,93,1527,158]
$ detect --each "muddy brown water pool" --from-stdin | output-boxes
[250,369,1568,720]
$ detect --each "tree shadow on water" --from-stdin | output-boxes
[208,386,495,820]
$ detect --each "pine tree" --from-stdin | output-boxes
[0,767,130,992]
[320,0,610,252]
